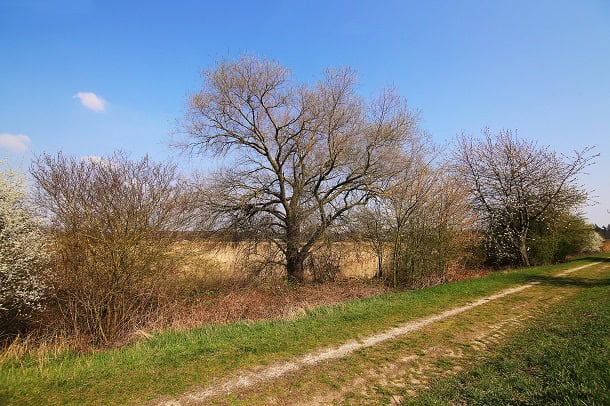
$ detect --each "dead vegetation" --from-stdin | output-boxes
[1,232,492,355]
[146,239,491,334]
[153,279,388,332]
[1,55,599,355]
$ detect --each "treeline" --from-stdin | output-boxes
[0,56,601,346]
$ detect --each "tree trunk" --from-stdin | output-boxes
[392,225,401,289]
[285,217,305,283]
[286,252,305,283]
[519,234,530,267]
[376,254,383,278]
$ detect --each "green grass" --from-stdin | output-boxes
[1,255,607,405]
[406,262,610,406]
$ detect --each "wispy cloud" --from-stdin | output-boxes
[74,92,107,112]
[0,133,31,153]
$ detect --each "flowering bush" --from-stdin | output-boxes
[583,230,603,253]
[0,163,48,337]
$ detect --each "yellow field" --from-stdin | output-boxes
[171,240,380,280]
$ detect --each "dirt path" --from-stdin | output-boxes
[157,262,602,405]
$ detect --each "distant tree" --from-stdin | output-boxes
[582,227,604,253]
[455,129,596,266]
[180,56,417,282]
[594,224,610,240]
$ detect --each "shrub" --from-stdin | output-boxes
[528,213,598,264]
[0,163,48,338]
[582,229,603,253]
[306,243,342,283]
[31,152,190,345]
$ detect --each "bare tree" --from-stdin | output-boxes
[180,56,417,282]
[385,146,436,287]
[425,169,481,277]
[350,136,432,280]
[352,201,392,279]
[454,129,596,266]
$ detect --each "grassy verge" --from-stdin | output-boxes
[0,255,607,405]
[406,263,610,406]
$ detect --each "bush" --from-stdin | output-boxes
[582,230,603,253]
[306,243,342,283]
[0,163,48,338]
[528,214,597,264]
[31,152,190,345]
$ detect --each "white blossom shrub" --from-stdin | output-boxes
[0,163,48,336]
[582,230,604,253]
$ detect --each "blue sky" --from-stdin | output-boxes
[1,0,609,224]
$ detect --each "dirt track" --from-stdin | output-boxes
[157,262,603,405]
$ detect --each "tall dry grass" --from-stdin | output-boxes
[168,240,380,283]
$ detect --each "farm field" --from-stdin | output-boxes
[1,255,608,405]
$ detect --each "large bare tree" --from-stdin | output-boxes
[455,129,596,266]
[181,56,417,282]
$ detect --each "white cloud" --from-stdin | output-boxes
[73,92,107,112]
[0,133,31,153]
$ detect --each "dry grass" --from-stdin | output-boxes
[148,241,491,334]
[0,333,80,368]
[169,240,380,282]
[445,266,492,282]
[107,240,495,337]
[150,279,389,332]
[602,240,610,253]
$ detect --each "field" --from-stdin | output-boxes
[1,254,608,405]
[171,240,381,280]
